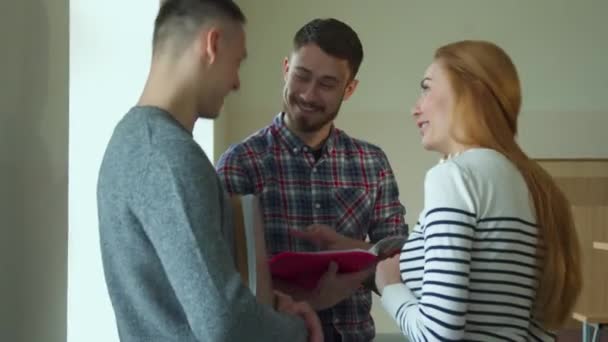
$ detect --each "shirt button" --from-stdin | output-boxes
[293,147,299,153]
[312,167,317,173]
[315,203,321,209]
[303,146,309,152]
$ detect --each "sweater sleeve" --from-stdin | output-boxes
[382,161,478,341]
[132,141,308,342]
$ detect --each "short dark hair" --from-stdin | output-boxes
[293,18,364,78]
[153,0,245,51]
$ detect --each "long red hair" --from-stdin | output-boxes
[435,40,582,329]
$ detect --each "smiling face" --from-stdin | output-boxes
[282,43,358,133]
[411,61,459,155]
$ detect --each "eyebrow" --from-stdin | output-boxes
[294,66,311,74]
[294,66,340,84]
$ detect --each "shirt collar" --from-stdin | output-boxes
[271,112,338,156]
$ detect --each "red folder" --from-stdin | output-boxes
[268,249,378,290]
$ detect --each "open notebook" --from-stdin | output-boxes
[268,235,406,290]
[231,195,407,295]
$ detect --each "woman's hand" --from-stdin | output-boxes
[375,254,402,294]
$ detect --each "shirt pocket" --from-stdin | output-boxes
[333,187,372,238]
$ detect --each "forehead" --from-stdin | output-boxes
[290,44,350,80]
[424,61,448,82]
[425,62,438,77]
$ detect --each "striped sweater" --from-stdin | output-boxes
[381,148,555,341]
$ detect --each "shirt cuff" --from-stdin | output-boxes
[381,283,417,319]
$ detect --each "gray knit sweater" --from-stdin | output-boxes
[97,106,307,341]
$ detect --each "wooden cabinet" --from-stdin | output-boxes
[538,160,608,340]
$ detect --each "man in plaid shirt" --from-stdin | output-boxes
[217,18,408,342]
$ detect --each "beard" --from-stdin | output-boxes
[282,88,343,133]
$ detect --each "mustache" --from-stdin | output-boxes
[291,96,324,112]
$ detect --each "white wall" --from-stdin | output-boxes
[67,2,214,341]
[0,0,68,341]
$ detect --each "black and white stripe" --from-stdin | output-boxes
[381,149,555,342]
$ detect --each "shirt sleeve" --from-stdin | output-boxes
[132,141,307,342]
[381,161,478,341]
[369,151,409,242]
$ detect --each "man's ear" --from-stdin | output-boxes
[343,79,359,101]
[201,28,220,65]
[282,57,290,82]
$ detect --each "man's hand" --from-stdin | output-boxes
[274,291,323,342]
[310,261,374,310]
[275,261,375,310]
[375,254,402,294]
[289,224,371,251]
[282,224,375,309]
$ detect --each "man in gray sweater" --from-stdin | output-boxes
[97,1,321,341]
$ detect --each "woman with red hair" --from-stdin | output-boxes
[375,40,582,341]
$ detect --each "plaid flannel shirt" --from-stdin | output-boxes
[217,113,408,342]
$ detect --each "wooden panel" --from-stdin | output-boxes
[554,178,608,206]
[538,160,608,329]
[230,196,249,287]
[571,206,608,313]
[538,160,608,178]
